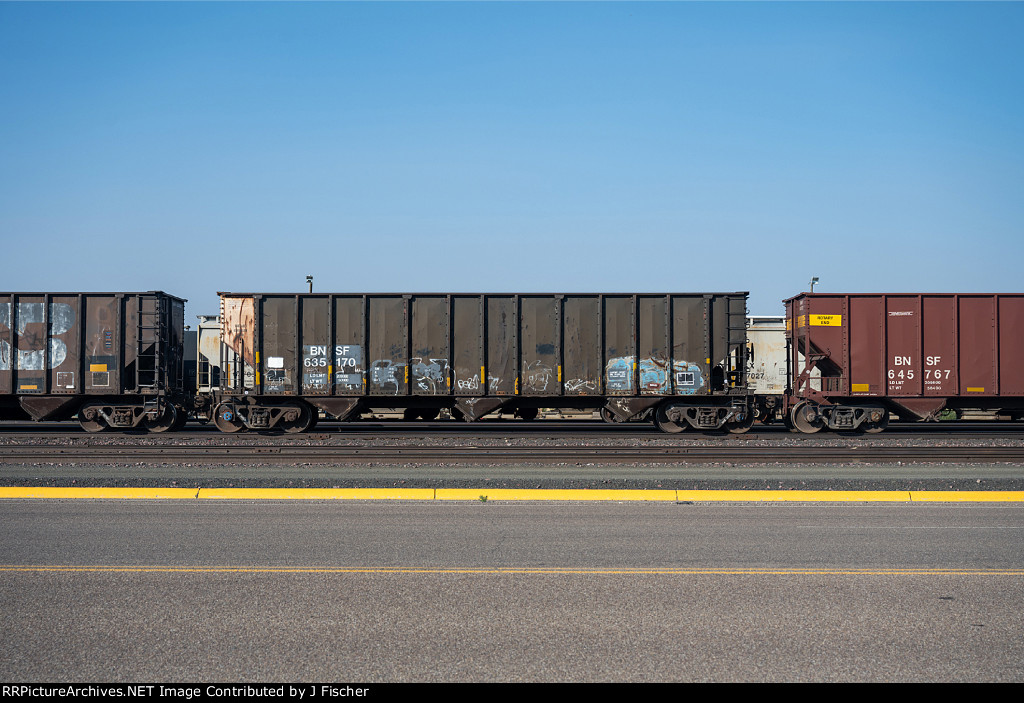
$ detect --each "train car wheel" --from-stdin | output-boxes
[78,407,108,434]
[279,404,313,434]
[420,408,440,421]
[654,404,688,434]
[171,408,189,431]
[600,408,625,424]
[790,401,823,434]
[863,410,889,434]
[144,405,178,433]
[213,404,245,433]
[726,412,754,434]
[517,408,539,421]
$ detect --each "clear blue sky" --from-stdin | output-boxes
[2,2,1022,318]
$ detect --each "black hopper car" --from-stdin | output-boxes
[0,292,188,432]
[205,292,752,434]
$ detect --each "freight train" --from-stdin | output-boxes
[2,290,1023,434]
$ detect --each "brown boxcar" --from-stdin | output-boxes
[0,292,188,431]
[210,292,751,433]
[785,292,1024,432]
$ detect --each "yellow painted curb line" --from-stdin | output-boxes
[437,489,678,501]
[2,487,1024,502]
[198,488,435,501]
[908,491,1024,502]
[675,490,913,502]
[0,487,198,500]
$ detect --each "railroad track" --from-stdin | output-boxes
[3,444,1024,464]
[3,421,1024,442]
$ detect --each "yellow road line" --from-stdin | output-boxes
[674,490,911,502]
[436,489,678,501]
[198,487,435,501]
[1,565,1023,576]
[1,487,1023,502]
[908,491,1024,502]
[0,487,199,500]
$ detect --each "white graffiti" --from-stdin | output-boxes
[457,375,481,391]
[564,378,598,393]
[411,357,449,394]
[0,339,69,371]
[0,303,75,371]
[524,360,552,392]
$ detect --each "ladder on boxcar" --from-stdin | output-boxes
[136,294,169,411]
[727,299,748,389]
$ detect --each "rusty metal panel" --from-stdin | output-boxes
[410,296,449,396]
[603,296,634,395]
[452,296,483,396]
[922,296,956,396]
[848,296,883,396]
[520,296,559,396]
[367,296,407,396]
[333,297,364,396]
[958,296,997,396]
[885,296,922,397]
[260,296,297,394]
[485,296,516,396]
[671,296,706,395]
[221,295,256,392]
[562,296,600,395]
[84,295,120,393]
[638,296,669,395]
[998,296,1024,395]
[300,297,330,395]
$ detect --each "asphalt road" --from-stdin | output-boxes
[2,500,1023,682]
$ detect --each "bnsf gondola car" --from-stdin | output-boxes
[207,292,753,434]
[0,292,189,432]
[785,293,1024,433]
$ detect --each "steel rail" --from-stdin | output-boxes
[3,422,1024,442]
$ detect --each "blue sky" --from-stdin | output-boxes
[1,2,1022,317]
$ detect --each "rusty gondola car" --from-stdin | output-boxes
[208,292,752,433]
[0,292,189,432]
[785,293,1024,433]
